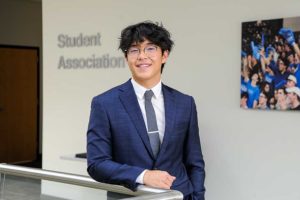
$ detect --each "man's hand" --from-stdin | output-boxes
[251,41,261,60]
[279,28,295,45]
[143,170,176,189]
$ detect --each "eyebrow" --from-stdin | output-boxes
[130,42,155,47]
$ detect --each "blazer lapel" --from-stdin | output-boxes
[157,84,176,159]
[119,80,155,159]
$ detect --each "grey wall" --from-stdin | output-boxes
[0,0,42,47]
[0,0,42,153]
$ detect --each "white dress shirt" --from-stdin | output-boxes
[131,78,165,184]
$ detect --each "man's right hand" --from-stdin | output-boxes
[143,170,176,189]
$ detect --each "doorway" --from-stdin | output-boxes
[0,45,40,165]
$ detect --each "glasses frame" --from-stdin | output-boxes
[126,45,159,59]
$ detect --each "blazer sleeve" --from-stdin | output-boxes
[184,97,206,200]
[86,97,144,191]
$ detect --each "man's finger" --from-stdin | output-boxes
[162,178,172,187]
[166,175,176,181]
[159,181,171,189]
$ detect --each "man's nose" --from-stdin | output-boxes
[137,49,147,59]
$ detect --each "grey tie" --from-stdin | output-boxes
[144,90,160,158]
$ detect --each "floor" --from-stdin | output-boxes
[16,155,42,169]
[0,175,66,200]
[0,156,65,200]
[0,157,128,200]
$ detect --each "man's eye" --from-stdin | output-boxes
[147,47,156,51]
[129,49,139,54]
[145,46,156,52]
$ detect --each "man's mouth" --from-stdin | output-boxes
[137,63,151,68]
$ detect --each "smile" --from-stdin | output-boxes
[137,64,151,68]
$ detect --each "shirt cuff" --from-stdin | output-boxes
[135,170,147,184]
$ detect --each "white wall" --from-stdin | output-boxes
[43,1,300,200]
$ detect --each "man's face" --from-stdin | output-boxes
[288,54,294,63]
[287,92,296,102]
[277,89,286,100]
[251,73,258,83]
[264,84,270,92]
[286,80,296,88]
[126,39,168,87]
[284,44,291,52]
[278,60,286,72]
[277,45,282,52]
[259,93,267,105]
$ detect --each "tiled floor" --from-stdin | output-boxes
[0,175,66,200]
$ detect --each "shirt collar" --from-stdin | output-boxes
[131,78,162,100]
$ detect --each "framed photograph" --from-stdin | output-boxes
[241,16,300,111]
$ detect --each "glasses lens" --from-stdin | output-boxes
[145,46,157,55]
[127,47,139,57]
[127,45,158,58]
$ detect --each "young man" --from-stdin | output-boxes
[256,92,269,110]
[286,87,300,110]
[87,22,205,200]
[275,88,289,110]
[286,74,297,88]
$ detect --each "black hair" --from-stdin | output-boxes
[261,81,273,91]
[241,92,249,99]
[119,21,174,72]
[278,87,287,95]
[260,91,269,100]
[278,57,289,67]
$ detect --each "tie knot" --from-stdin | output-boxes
[144,90,154,101]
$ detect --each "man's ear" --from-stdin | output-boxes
[162,50,169,64]
[124,54,129,63]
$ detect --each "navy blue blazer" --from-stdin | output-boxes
[87,80,205,199]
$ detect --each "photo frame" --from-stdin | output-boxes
[241,16,300,111]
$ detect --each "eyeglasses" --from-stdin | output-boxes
[126,45,158,59]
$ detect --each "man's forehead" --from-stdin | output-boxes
[130,39,154,47]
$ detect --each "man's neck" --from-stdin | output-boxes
[132,77,161,89]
